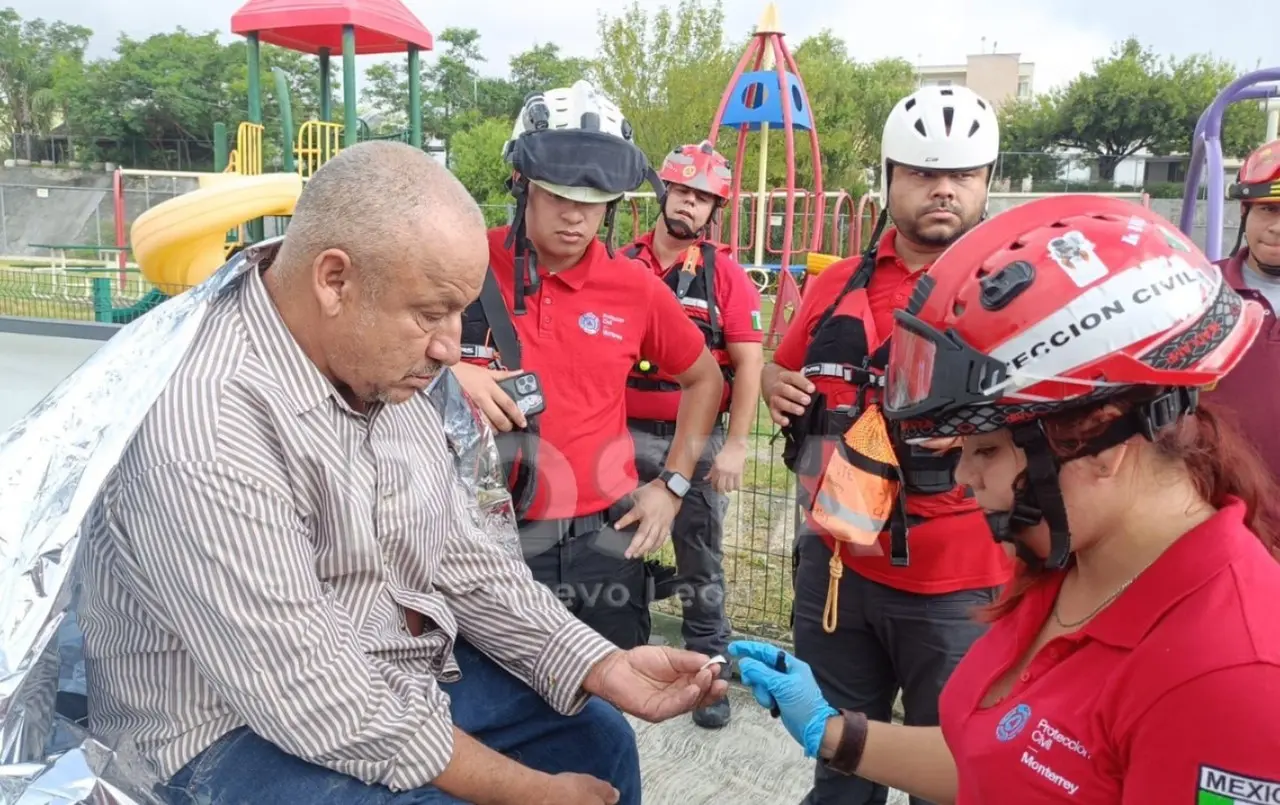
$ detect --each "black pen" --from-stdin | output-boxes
[770,650,786,718]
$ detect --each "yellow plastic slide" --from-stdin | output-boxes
[131,172,303,290]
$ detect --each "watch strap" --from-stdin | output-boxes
[825,710,869,776]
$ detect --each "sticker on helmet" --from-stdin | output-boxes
[682,164,697,178]
[1047,231,1109,288]
[1160,227,1192,253]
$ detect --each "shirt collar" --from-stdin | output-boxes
[236,240,343,416]
[1220,248,1250,290]
[875,227,912,273]
[492,228,602,291]
[1066,498,1255,649]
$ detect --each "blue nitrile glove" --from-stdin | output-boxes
[728,640,839,758]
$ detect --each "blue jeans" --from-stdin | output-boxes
[161,640,640,804]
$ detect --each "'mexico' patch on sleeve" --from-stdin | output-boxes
[1198,765,1280,804]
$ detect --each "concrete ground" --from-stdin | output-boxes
[636,615,909,805]
[0,329,102,433]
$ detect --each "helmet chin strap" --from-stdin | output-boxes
[984,387,1199,572]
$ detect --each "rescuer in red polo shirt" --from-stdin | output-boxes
[761,85,1013,805]
[621,141,764,729]
[450,81,725,650]
[1210,138,1280,481]
[730,194,1280,804]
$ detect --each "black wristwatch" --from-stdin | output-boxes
[658,470,691,499]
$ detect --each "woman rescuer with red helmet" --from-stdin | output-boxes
[728,194,1280,802]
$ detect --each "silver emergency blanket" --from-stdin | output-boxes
[0,245,519,803]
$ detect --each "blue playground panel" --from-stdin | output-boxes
[721,70,814,131]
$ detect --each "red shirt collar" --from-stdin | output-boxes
[874,227,925,274]
[628,231,709,275]
[489,225,600,291]
[1018,498,1258,649]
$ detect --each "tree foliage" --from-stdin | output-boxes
[1002,37,1267,181]
[3,3,1270,201]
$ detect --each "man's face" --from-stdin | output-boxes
[311,217,488,408]
[1245,202,1280,267]
[663,183,718,238]
[888,166,989,248]
[524,183,607,266]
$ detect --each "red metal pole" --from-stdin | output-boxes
[778,41,825,252]
[771,35,797,276]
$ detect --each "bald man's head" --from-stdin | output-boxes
[267,141,490,409]
[276,140,486,293]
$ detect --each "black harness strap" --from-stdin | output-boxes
[479,269,521,371]
[476,267,538,519]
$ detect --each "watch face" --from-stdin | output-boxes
[664,472,691,497]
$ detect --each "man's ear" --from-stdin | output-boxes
[312,248,354,318]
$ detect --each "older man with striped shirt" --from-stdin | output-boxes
[77,141,727,805]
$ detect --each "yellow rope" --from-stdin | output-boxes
[822,552,844,633]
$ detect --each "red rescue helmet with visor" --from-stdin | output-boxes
[882,194,1264,569]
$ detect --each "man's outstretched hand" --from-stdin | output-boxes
[583,646,729,722]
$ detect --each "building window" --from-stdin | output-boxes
[1017,77,1032,98]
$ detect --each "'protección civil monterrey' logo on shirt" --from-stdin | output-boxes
[1197,765,1280,804]
[578,312,600,335]
[996,703,1032,742]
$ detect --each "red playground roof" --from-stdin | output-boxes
[231,0,434,55]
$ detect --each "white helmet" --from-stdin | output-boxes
[880,85,1000,199]
[504,80,635,204]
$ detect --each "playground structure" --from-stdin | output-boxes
[1179,65,1280,258]
[709,5,827,346]
[101,0,437,314]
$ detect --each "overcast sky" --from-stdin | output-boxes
[12,0,1280,97]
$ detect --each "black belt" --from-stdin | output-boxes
[627,415,727,438]
[518,506,612,544]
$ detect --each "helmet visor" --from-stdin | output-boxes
[883,310,1010,422]
[508,129,652,196]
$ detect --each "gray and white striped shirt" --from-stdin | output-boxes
[77,243,617,790]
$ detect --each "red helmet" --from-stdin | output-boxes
[883,194,1264,441]
[658,141,732,201]
[1229,139,1280,204]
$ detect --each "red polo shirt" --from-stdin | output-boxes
[939,499,1280,803]
[774,229,1012,595]
[623,232,764,421]
[484,227,705,520]
[1211,248,1280,481]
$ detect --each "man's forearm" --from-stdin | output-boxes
[668,353,724,477]
[433,727,551,805]
[725,345,764,443]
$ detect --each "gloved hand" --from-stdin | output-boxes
[728,640,838,758]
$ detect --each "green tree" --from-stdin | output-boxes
[594,0,735,165]
[783,32,916,191]
[1047,37,1266,180]
[996,96,1063,185]
[449,115,514,225]
[0,8,92,158]
[62,30,332,170]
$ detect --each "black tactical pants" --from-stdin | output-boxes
[628,417,731,657]
[792,528,999,805]
[521,500,653,650]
